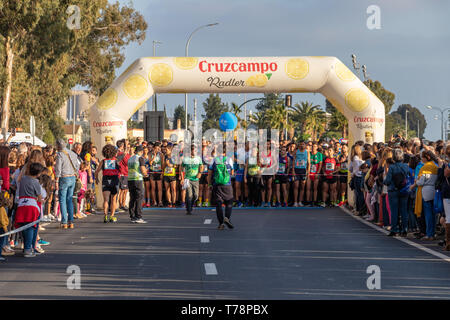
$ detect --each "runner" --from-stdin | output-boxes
[199,144,212,207]
[181,145,203,215]
[116,139,130,211]
[274,145,291,207]
[321,146,338,207]
[163,145,177,208]
[149,142,164,207]
[245,146,262,207]
[306,142,323,206]
[95,144,120,223]
[260,140,274,207]
[210,144,234,230]
[142,145,151,207]
[293,141,310,207]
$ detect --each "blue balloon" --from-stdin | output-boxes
[219,112,238,131]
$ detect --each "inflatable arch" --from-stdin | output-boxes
[89,56,385,152]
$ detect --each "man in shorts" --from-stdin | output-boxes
[181,145,203,215]
[293,141,310,206]
[306,142,323,206]
[274,145,291,207]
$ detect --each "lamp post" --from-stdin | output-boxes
[426,105,450,141]
[351,54,361,79]
[185,23,219,129]
[152,40,162,111]
[405,109,408,140]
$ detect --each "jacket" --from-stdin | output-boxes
[383,161,410,192]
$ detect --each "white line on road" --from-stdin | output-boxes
[340,206,450,263]
[204,219,212,224]
[204,263,218,275]
[200,236,210,243]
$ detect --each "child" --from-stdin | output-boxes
[35,174,53,251]
[14,162,45,258]
[76,161,89,219]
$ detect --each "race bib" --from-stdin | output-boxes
[311,164,317,173]
[248,166,259,176]
[261,157,271,165]
[341,162,348,170]
[165,166,174,175]
[326,163,334,171]
[278,163,286,174]
[104,159,115,170]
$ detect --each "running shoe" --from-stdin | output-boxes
[282,202,287,207]
[0,256,6,262]
[68,223,74,229]
[299,202,305,207]
[23,249,35,258]
[223,217,234,229]
[104,215,109,223]
[158,202,164,207]
[218,224,225,230]
[264,202,270,207]
[237,201,243,208]
[109,216,117,223]
[142,203,146,208]
[275,202,281,208]
[38,239,50,246]
[34,246,45,254]
[134,218,148,224]
[319,202,326,208]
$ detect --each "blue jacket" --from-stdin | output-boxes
[383,162,410,192]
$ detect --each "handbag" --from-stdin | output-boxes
[63,150,82,194]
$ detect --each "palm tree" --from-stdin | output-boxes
[264,103,293,140]
[289,101,325,139]
[326,99,348,138]
[229,102,244,128]
[249,111,266,129]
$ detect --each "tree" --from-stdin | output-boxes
[0,0,147,140]
[326,99,348,138]
[255,93,283,112]
[201,94,228,132]
[364,79,396,114]
[391,104,426,138]
[173,105,191,129]
[289,101,325,139]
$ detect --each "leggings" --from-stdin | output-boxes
[247,176,262,206]
[216,199,233,225]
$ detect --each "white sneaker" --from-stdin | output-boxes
[80,213,87,218]
[57,216,61,222]
[23,249,36,258]
[298,202,304,207]
[134,218,147,224]
[293,202,298,207]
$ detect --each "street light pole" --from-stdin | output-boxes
[185,23,219,129]
[405,110,408,140]
[426,105,450,141]
[152,40,162,112]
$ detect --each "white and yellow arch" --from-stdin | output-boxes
[89,56,385,150]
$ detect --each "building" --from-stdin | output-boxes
[60,90,96,122]
[63,124,83,144]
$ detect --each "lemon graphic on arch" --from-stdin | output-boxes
[96,88,118,110]
[335,61,356,81]
[123,74,148,99]
[149,63,173,87]
[345,88,370,112]
[285,58,309,80]
[174,57,198,70]
[246,74,268,87]
[131,99,148,114]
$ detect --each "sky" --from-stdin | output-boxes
[113,0,450,140]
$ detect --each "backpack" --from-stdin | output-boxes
[214,156,230,185]
[392,166,409,194]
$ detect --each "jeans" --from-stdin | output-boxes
[354,176,365,213]
[129,180,144,220]
[186,180,199,213]
[388,190,408,233]
[408,194,418,230]
[59,176,76,225]
[0,230,6,256]
[21,223,38,250]
[422,199,435,237]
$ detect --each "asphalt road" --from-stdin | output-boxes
[1,206,450,300]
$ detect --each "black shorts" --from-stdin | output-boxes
[212,184,234,203]
[274,174,289,184]
[199,173,209,185]
[323,176,337,184]
[294,168,307,181]
[339,173,348,184]
[150,172,162,181]
[262,175,273,182]
[164,176,176,183]
[103,176,119,195]
[119,176,128,190]
[143,176,150,182]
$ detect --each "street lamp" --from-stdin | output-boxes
[351,54,361,79]
[185,23,219,129]
[426,105,450,141]
[405,109,408,140]
[152,40,163,111]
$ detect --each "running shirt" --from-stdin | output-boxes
[182,156,202,181]
[164,156,176,177]
[103,158,120,176]
[323,157,337,179]
[260,151,272,168]
[338,154,349,173]
[294,150,308,169]
[278,155,289,175]
[310,152,323,174]
[150,153,163,172]
[247,163,260,176]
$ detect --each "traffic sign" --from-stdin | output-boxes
[68,138,74,144]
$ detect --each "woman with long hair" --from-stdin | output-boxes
[349,144,364,215]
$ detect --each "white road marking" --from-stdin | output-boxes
[201,236,210,243]
[204,263,218,275]
[340,206,450,263]
[204,219,212,224]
